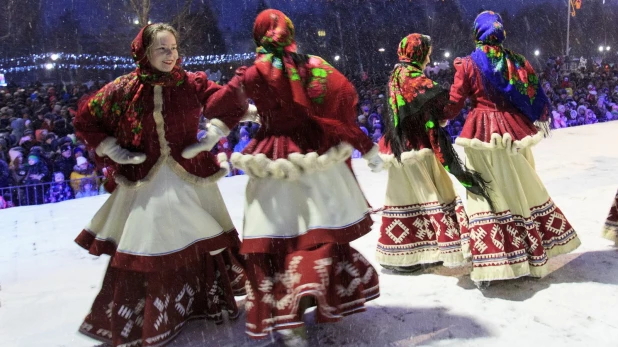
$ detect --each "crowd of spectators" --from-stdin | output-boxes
[0,82,106,208]
[350,58,618,148]
[2,57,618,209]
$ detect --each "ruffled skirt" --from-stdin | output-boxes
[376,150,471,267]
[233,140,379,339]
[75,164,246,346]
[456,109,546,154]
[463,147,580,281]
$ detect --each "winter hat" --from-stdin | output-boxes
[9,147,26,161]
[29,146,43,157]
[27,154,39,163]
[76,156,88,166]
[53,172,65,181]
[577,105,587,114]
[557,105,566,113]
[74,147,84,156]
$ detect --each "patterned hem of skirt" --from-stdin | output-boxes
[469,236,581,282]
[376,248,470,268]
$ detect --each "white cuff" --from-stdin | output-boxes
[95,137,118,157]
[209,118,231,136]
[362,144,380,160]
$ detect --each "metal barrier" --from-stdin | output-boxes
[0,176,104,208]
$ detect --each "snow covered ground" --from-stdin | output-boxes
[1,122,617,347]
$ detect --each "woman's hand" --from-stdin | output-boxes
[181,123,225,159]
[96,137,146,165]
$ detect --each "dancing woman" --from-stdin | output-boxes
[445,11,581,288]
[73,24,247,346]
[377,34,491,273]
[206,9,381,346]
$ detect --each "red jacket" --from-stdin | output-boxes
[216,65,374,159]
[444,57,540,146]
[74,72,246,183]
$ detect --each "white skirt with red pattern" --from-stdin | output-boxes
[74,164,247,347]
[462,146,580,282]
[376,146,471,268]
[602,189,618,245]
[231,138,379,339]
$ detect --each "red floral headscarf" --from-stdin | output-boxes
[253,9,336,109]
[388,34,436,128]
[87,24,186,147]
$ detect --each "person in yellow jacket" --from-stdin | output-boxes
[70,156,99,193]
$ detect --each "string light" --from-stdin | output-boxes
[0,52,256,74]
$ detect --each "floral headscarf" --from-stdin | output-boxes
[388,34,437,128]
[87,24,186,147]
[386,34,493,207]
[253,9,335,108]
[470,11,549,124]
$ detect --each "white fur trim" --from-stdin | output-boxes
[454,131,545,156]
[95,137,118,157]
[362,144,380,160]
[209,118,231,136]
[115,86,229,189]
[230,142,354,181]
[378,148,435,170]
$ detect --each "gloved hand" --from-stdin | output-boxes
[181,123,226,159]
[96,137,146,165]
[365,153,384,173]
[240,104,260,124]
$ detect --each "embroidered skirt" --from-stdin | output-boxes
[376,150,471,267]
[75,164,246,346]
[463,146,580,282]
[237,153,379,338]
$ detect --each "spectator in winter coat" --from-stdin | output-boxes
[75,177,98,199]
[24,153,49,205]
[45,172,73,203]
[53,142,76,180]
[69,156,98,193]
[10,117,25,140]
[552,111,568,129]
[24,153,49,185]
[585,109,598,124]
[371,124,383,143]
[8,147,27,186]
[233,127,251,153]
[0,159,9,188]
[52,118,74,138]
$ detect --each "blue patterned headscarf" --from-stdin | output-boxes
[470,11,549,123]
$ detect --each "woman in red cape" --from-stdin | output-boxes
[73,24,247,346]
[208,10,382,346]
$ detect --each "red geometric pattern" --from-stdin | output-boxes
[468,199,578,271]
[377,199,469,263]
[243,244,379,339]
[78,249,246,346]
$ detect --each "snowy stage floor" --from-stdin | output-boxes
[1,122,617,347]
